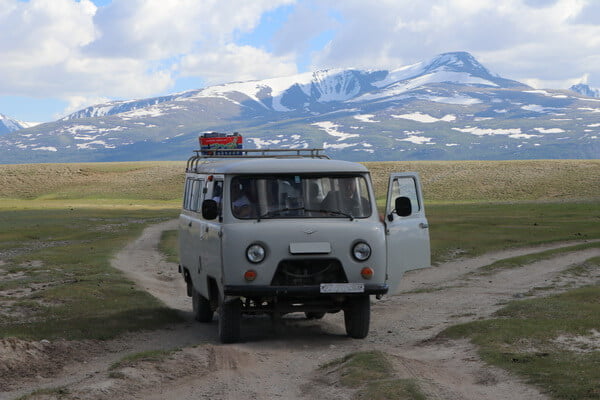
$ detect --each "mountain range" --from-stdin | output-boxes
[1,51,598,163]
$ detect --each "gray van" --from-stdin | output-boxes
[178,148,430,343]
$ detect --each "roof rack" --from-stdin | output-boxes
[186,148,330,172]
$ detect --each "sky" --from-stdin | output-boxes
[1,0,599,123]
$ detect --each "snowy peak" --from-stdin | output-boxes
[423,52,490,75]
[0,113,27,134]
[418,51,524,88]
[570,83,600,98]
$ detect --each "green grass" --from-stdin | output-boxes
[357,379,427,400]
[441,263,600,400]
[322,351,394,388]
[158,230,179,264]
[0,208,182,340]
[15,387,71,400]
[109,348,180,372]
[426,201,600,264]
[320,351,427,400]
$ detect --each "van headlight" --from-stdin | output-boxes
[352,242,371,261]
[246,243,266,263]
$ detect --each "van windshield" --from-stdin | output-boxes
[231,175,371,219]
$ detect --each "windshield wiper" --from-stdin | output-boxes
[318,208,354,220]
[258,207,354,221]
[258,207,304,221]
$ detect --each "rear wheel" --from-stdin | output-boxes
[344,295,370,339]
[192,288,213,322]
[218,296,242,343]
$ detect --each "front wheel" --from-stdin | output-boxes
[344,295,370,339]
[192,288,213,322]
[218,297,242,343]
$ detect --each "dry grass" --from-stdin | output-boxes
[1,160,598,206]
[365,159,600,203]
[0,162,185,202]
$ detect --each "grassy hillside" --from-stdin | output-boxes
[366,159,600,203]
[1,159,599,206]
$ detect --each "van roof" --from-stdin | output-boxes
[189,157,369,175]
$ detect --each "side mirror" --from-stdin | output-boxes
[202,199,219,220]
[395,196,412,217]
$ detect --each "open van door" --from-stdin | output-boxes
[384,173,431,295]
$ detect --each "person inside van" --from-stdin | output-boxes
[232,180,256,218]
[321,177,370,217]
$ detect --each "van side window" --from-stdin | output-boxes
[183,178,193,209]
[183,178,204,212]
[389,177,420,215]
[191,179,204,212]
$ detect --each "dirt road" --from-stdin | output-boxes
[2,220,598,400]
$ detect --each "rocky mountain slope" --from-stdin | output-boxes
[570,83,600,98]
[1,52,598,163]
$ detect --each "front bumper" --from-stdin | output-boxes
[224,283,388,297]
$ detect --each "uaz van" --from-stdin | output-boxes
[178,146,430,343]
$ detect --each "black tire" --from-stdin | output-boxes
[218,297,242,344]
[305,312,326,320]
[192,288,213,323]
[344,295,370,339]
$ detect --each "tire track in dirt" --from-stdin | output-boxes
[3,220,598,400]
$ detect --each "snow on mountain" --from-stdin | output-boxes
[62,90,202,120]
[570,83,600,98]
[0,113,30,134]
[1,51,598,163]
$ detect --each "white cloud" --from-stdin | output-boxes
[3,0,600,121]
[301,0,600,89]
[179,44,297,85]
[0,0,294,117]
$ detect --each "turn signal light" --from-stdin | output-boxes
[361,267,374,280]
[244,270,257,282]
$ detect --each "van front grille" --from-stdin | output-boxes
[271,259,348,286]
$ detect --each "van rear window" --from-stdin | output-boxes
[231,175,371,219]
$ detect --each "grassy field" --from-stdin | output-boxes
[0,208,181,340]
[442,259,600,400]
[0,159,599,399]
[428,201,600,263]
[1,159,598,206]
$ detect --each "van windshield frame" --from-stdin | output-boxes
[230,174,372,220]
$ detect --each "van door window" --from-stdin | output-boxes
[388,177,420,216]
[212,180,223,207]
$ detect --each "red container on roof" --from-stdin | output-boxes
[199,132,242,155]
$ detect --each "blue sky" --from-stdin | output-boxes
[1,0,599,123]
